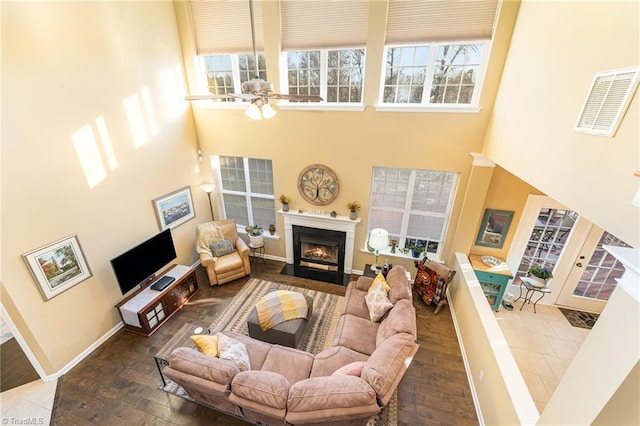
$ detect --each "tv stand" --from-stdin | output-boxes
[115,264,199,336]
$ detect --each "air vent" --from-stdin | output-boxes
[575,66,640,137]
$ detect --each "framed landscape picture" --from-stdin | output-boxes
[153,186,196,230]
[23,234,92,301]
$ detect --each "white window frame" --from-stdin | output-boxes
[214,156,276,234]
[195,53,267,109]
[365,167,459,262]
[279,47,366,112]
[376,40,489,113]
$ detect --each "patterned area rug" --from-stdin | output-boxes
[558,307,600,329]
[160,278,397,425]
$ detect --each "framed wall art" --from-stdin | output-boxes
[23,234,92,301]
[475,209,514,249]
[153,186,196,230]
[297,164,340,206]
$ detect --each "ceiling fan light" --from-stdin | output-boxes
[245,103,262,120]
[261,103,276,119]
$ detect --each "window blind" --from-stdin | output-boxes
[281,0,369,50]
[189,0,264,54]
[385,0,499,44]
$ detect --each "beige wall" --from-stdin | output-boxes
[484,0,640,247]
[1,1,203,374]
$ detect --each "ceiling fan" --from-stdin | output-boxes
[185,0,323,118]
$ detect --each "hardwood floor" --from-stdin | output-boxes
[1,337,40,392]
[52,260,478,425]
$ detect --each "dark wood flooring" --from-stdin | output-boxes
[1,337,40,392]
[52,260,478,425]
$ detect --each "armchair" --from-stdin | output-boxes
[196,219,251,286]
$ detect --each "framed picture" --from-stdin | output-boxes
[23,235,92,301]
[475,209,514,249]
[153,186,196,230]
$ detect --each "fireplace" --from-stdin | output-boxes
[280,211,359,285]
[293,226,346,283]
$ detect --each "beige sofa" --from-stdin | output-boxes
[163,265,418,425]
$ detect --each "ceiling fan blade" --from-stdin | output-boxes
[185,94,237,101]
[268,94,324,102]
[232,93,261,101]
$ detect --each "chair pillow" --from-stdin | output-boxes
[209,239,234,257]
[190,333,219,357]
[364,280,393,322]
[218,333,251,371]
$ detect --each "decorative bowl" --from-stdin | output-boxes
[481,255,501,267]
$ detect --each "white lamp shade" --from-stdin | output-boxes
[200,183,215,194]
[261,103,276,119]
[369,228,389,251]
[245,103,262,120]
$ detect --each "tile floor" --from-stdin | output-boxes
[495,299,590,413]
[0,379,57,425]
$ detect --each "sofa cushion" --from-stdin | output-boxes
[341,285,369,319]
[261,345,314,385]
[365,280,393,322]
[218,333,251,372]
[386,265,411,304]
[286,376,380,423]
[231,370,290,409]
[333,314,378,356]
[332,361,366,377]
[190,333,219,357]
[222,331,272,370]
[368,273,391,293]
[376,299,417,346]
[169,347,239,385]
[361,333,419,406]
[310,345,370,378]
[213,252,244,273]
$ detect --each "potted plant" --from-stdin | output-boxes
[246,225,264,247]
[346,201,361,220]
[410,245,424,259]
[527,265,553,286]
[278,194,290,212]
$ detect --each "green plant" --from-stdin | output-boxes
[346,201,361,212]
[246,225,263,236]
[527,265,553,280]
[278,194,290,204]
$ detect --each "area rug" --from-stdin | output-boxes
[160,278,397,425]
[558,307,600,329]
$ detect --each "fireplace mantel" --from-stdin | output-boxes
[279,210,360,273]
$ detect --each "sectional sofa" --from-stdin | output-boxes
[163,265,418,425]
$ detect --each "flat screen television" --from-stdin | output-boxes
[110,229,177,295]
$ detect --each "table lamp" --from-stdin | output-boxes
[368,228,389,271]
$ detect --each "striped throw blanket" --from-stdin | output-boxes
[255,290,309,331]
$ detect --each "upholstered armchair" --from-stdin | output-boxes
[196,219,251,286]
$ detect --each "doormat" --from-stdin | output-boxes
[558,307,599,330]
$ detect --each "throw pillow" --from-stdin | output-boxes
[190,333,219,358]
[217,333,251,372]
[367,273,391,293]
[331,361,367,377]
[209,239,234,257]
[365,280,394,322]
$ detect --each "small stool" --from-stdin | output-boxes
[247,289,313,348]
[515,277,551,313]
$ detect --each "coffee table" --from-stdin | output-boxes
[154,322,209,386]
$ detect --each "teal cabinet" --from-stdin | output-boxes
[469,255,513,311]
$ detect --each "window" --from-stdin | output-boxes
[286,48,365,103]
[367,167,458,258]
[201,53,267,101]
[382,43,485,106]
[216,156,275,230]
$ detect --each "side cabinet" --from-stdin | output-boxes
[469,255,513,311]
[116,264,199,336]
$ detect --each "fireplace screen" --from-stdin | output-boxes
[301,241,338,264]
